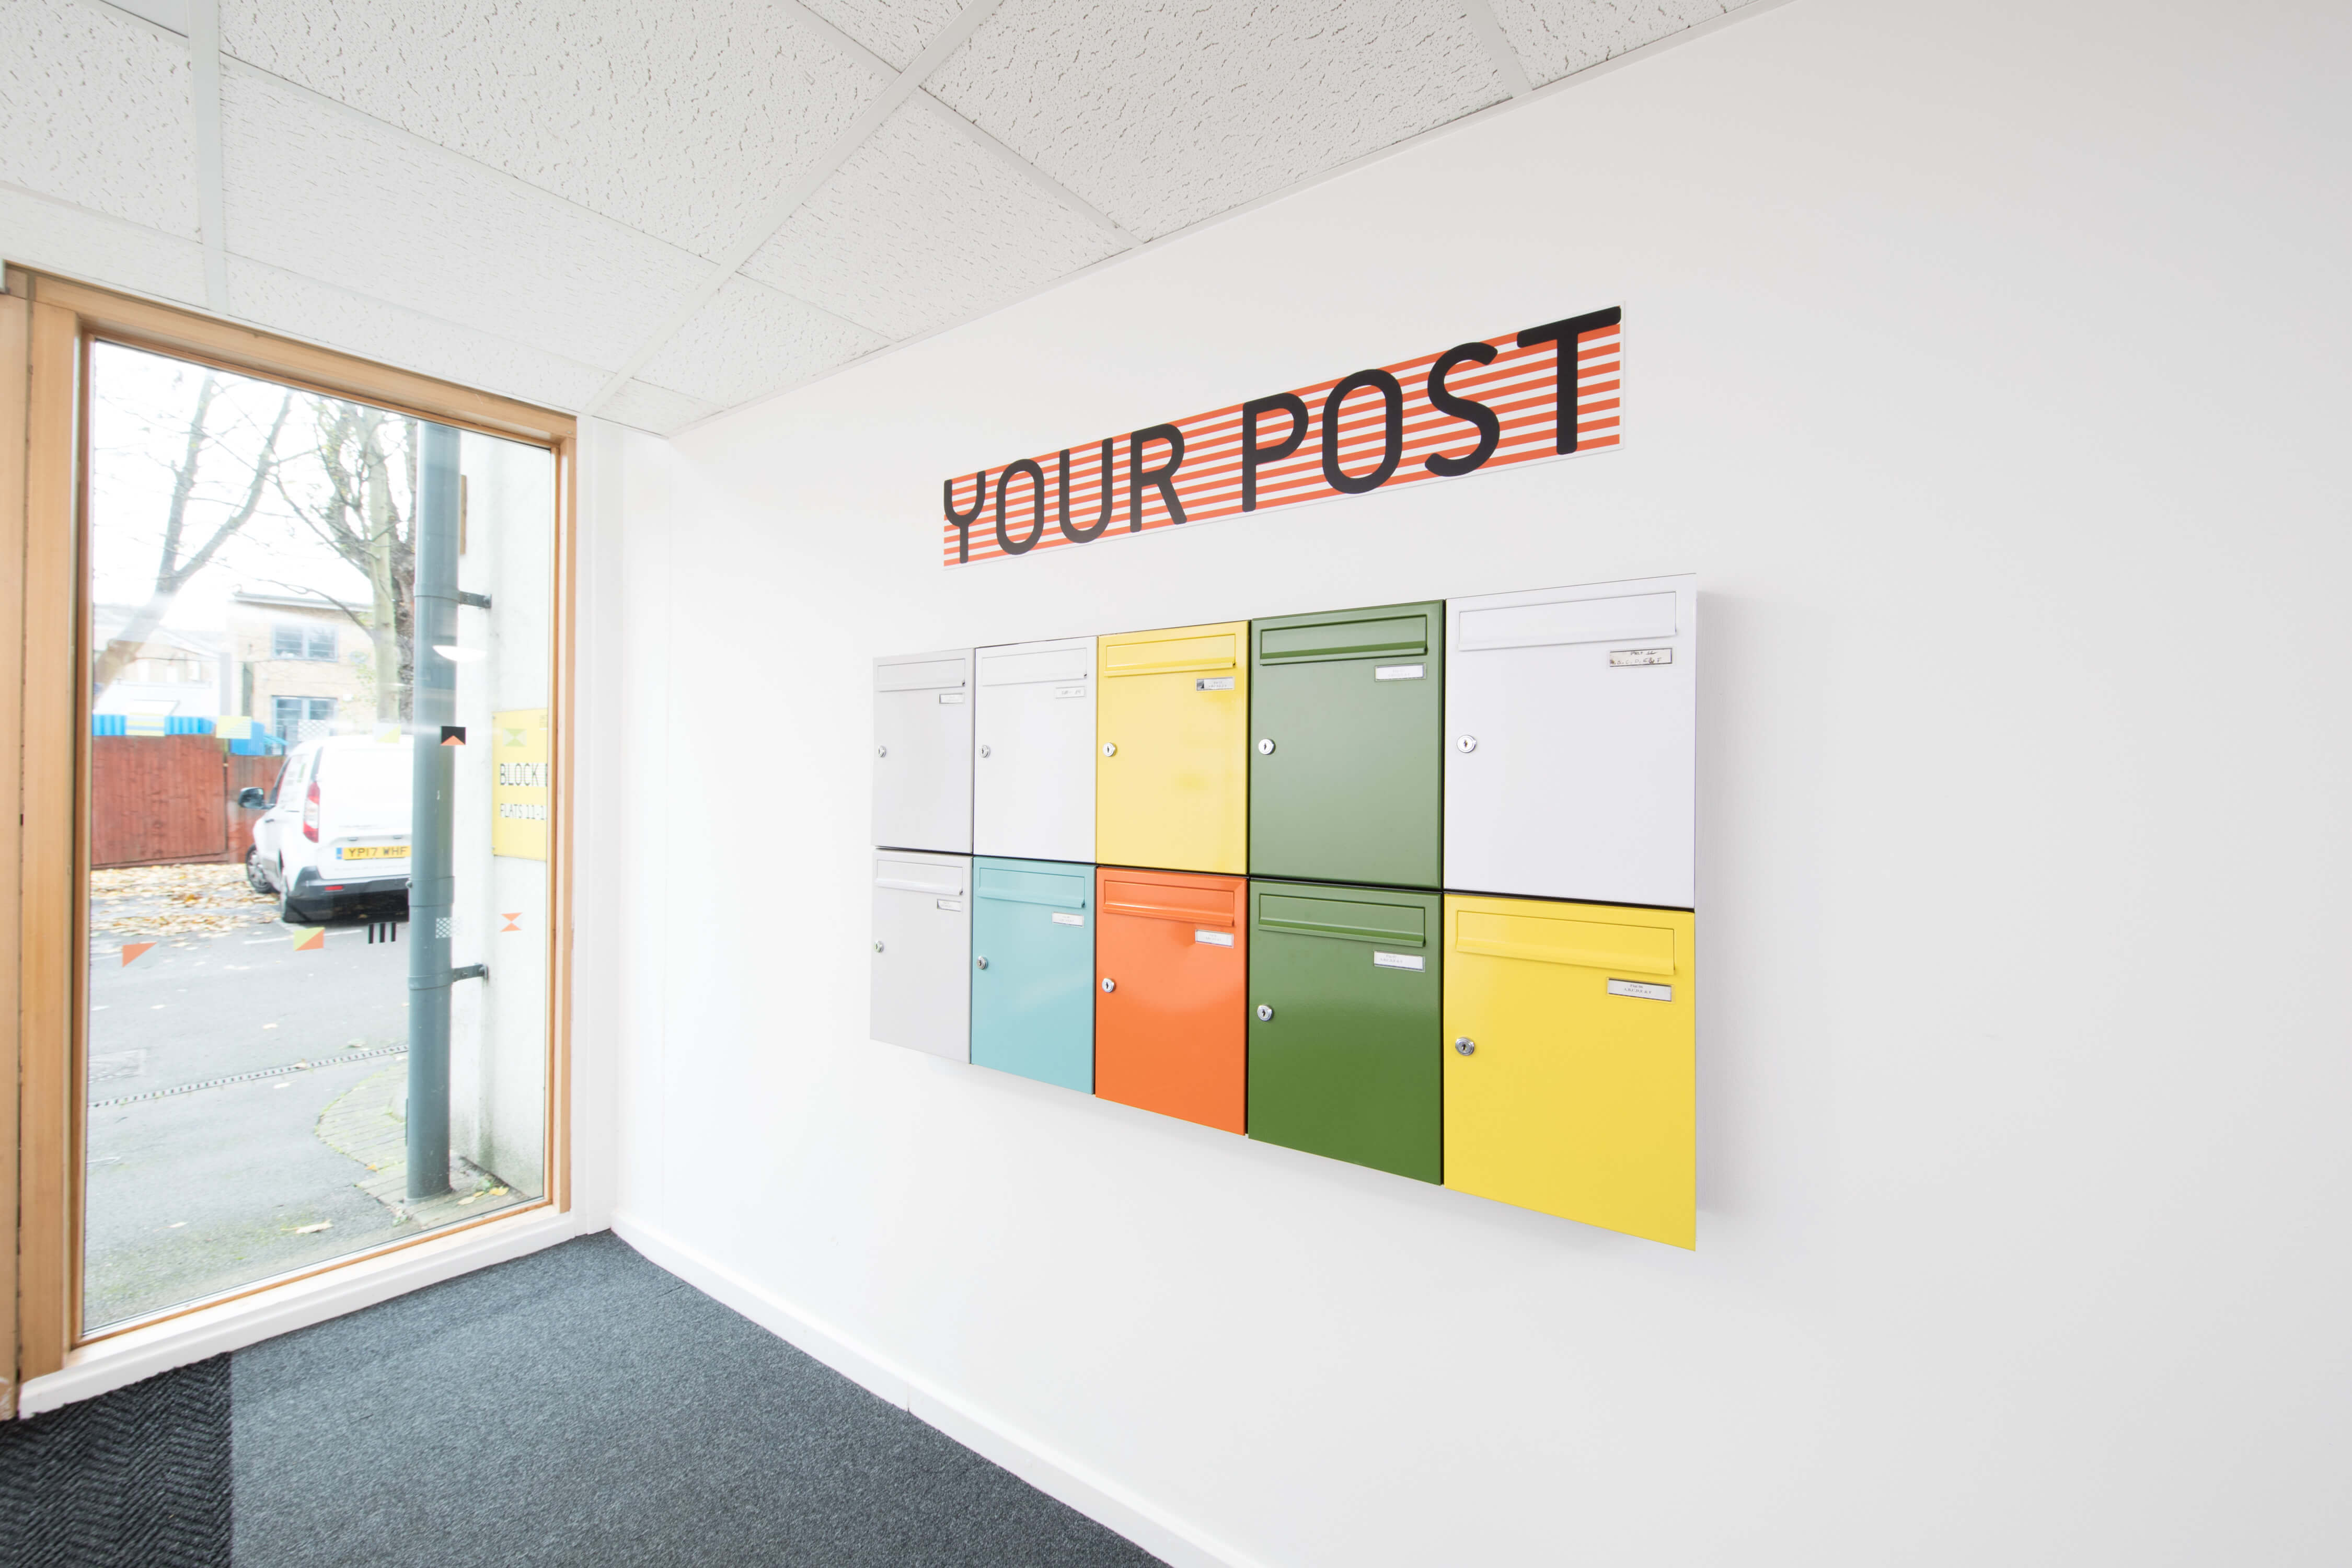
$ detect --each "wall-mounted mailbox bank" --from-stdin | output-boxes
[1442,893,1695,1248]
[870,850,972,1063]
[1094,868,1247,1133]
[1096,623,1248,874]
[1444,577,1696,908]
[873,649,973,854]
[1249,602,1443,889]
[1247,880,1442,1183]
[970,856,1095,1093]
[973,637,1095,863]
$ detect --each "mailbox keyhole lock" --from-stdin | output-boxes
[1101,742,1117,757]
[1256,739,1275,756]
[1256,1004,1274,1022]
[975,956,988,970]
[873,941,884,953]
[1454,1036,1477,1055]
[875,744,888,758]
[977,744,991,758]
[1100,977,1116,993]
[1455,735,1478,754]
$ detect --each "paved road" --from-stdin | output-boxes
[83,919,513,1331]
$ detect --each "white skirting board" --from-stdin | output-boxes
[18,1204,587,1416]
[612,1212,1267,1568]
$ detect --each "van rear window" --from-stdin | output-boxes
[316,743,411,798]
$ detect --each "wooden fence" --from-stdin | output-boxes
[90,736,282,870]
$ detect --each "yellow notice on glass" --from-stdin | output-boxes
[491,708,550,860]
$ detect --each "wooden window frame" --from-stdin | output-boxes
[2,269,579,1412]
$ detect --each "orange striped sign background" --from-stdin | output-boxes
[941,308,1621,567]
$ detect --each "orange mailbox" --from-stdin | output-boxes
[1094,868,1247,1134]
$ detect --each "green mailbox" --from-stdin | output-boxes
[1246,880,1441,1183]
[1248,601,1443,888]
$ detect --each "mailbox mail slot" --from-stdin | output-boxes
[870,850,972,1062]
[1247,880,1441,1182]
[970,857,1094,1092]
[1442,893,1694,1247]
[873,649,973,854]
[1094,868,1246,1132]
[973,637,1095,863]
[1250,603,1443,888]
[1444,576,1696,908]
[1097,623,1248,874]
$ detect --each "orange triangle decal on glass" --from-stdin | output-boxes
[292,926,326,952]
[120,941,155,966]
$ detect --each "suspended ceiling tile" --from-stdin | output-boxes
[225,258,609,411]
[596,377,721,439]
[926,0,1512,243]
[797,0,967,71]
[218,66,709,373]
[0,187,206,304]
[0,0,199,236]
[222,0,884,261]
[741,102,1124,341]
[634,274,884,411]
[1488,0,1752,87]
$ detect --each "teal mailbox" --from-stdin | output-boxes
[971,857,1094,1092]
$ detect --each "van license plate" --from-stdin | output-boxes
[340,846,408,860]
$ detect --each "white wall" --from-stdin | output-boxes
[608,2,2352,1562]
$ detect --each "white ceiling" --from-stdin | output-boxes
[1,0,1756,435]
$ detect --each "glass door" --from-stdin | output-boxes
[82,339,558,1333]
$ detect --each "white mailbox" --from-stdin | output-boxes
[870,850,971,1061]
[1444,575,1697,909]
[972,636,1096,862]
[872,649,973,853]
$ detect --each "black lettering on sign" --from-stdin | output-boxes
[1516,306,1622,454]
[1240,394,1308,513]
[943,470,988,563]
[1424,342,1500,477]
[1058,440,1112,543]
[1128,423,1187,531]
[1321,369,1403,494]
[995,458,1046,555]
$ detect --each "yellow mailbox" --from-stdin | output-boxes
[1443,894,1696,1248]
[1096,622,1249,873]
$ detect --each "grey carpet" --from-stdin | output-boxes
[0,1354,233,1567]
[231,1231,1165,1567]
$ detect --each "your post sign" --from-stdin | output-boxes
[940,307,1621,567]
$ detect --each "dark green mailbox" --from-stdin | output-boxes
[1246,880,1441,1183]
[1248,601,1443,888]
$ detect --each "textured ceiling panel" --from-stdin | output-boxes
[0,186,206,304]
[1488,0,1751,88]
[225,258,609,411]
[0,0,199,236]
[222,0,884,260]
[597,378,721,439]
[798,0,968,71]
[218,67,710,372]
[742,103,1124,341]
[926,0,1512,241]
[634,275,884,411]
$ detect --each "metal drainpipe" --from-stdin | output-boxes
[406,421,460,1202]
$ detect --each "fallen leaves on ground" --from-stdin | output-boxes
[92,862,279,938]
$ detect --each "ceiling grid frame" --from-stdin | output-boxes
[578,0,1013,418]
[9,0,1783,435]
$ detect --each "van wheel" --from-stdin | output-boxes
[245,846,273,895]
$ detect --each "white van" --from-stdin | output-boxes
[243,734,413,924]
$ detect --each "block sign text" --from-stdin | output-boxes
[940,306,1621,567]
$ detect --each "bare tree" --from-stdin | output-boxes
[273,401,419,721]
[91,373,293,695]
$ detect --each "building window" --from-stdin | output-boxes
[271,622,337,660]
[272,695,336,742]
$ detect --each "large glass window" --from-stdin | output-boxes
[83,341,558,1333]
